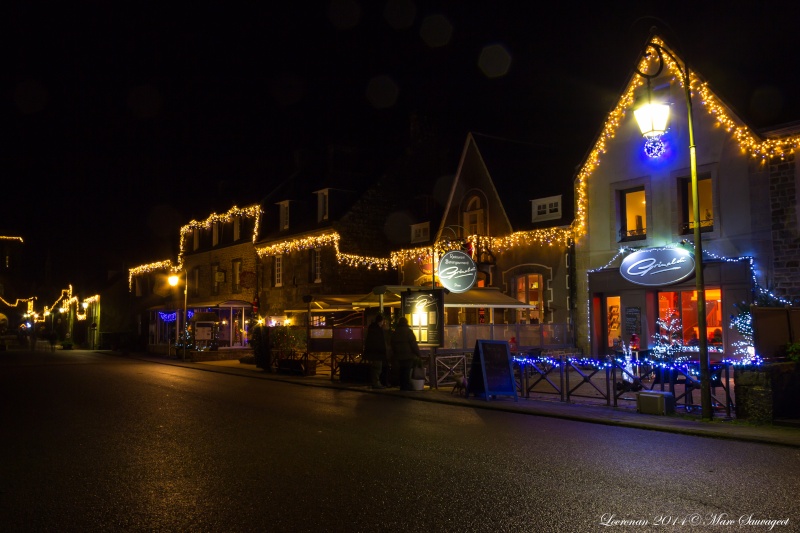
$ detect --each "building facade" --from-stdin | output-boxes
[572,35,800,360]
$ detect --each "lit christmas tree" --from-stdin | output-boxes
[651,309,686,363]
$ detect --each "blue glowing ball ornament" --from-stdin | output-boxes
[644,137,666,158]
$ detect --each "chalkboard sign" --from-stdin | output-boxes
[467,340,518,401]
[625,307,641,336]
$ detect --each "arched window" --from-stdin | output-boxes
[515,274,543,324]
[464,196,485,235]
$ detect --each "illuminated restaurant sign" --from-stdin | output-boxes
[437,250,478,293]
[619,247,695,286]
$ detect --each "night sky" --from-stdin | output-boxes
[8,0,800,293]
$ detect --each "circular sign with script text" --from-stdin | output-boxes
[437,250,478,293]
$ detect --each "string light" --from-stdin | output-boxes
[571,37,800,242]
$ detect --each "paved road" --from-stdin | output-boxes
[1,350,798,532]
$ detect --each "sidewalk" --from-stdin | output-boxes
[115,352,800,449]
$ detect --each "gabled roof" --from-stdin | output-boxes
[468,132,574,231]
[572,33,800,240]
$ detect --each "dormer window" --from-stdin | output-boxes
[233,216,241,241]
[278,201,290,230]
[193,228,200,251]
[410,222,430,244]
[316,189,329,222]
[532,195,562,223]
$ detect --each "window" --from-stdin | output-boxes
[657,289,724,354]
[312,248,322,283]
[532,195,562,222]
[212,222,220,246]
[464,196,485,235]
[233,217,241,241]
[193,229,200,251]
[317,189,329,222]
[211,263,220,295]
[619,187,647,241]
[278,201,290,230]
[232,259,242,293]
[515,274,543,324]
[274,255,283,287]
[679,174,713,234]
[410,222,430,244]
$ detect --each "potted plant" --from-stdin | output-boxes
[410,356,426,390]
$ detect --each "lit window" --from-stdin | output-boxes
[233,217,241,241]
[212,222,220,246]
[680,174,714,234]
[275,255,283,287]
[619,188,646,241]
[515,274,543,324]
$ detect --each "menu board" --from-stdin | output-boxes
[625,306,641,336]
[401,289,444,347]
[467,340,518,401]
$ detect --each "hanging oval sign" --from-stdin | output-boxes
[437,250,478,293]
[619,247,695,286]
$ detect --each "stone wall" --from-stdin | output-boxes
[735,362,800,423]
[770,154,800,300]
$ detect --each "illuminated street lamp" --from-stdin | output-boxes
[169,270,189,361]
[634,31,711,420]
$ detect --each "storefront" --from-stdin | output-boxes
[588,247,752,360]
[148,299,254,353]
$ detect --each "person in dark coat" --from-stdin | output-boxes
[390,317,420,391]
[362,314,389,389]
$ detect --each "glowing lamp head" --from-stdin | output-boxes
[168,274,179,286]
[634,102,670,139]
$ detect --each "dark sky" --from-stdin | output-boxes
[8,0,800,292]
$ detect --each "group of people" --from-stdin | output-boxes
[361,314,421,391]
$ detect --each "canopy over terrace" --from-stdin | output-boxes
[283,295,365,314]
[356,285,533,320]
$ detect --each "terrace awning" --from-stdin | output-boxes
[357,286,533,309]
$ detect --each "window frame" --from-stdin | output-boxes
[617,186,648,242]
[532,194,562,223]
[274,255,283,287]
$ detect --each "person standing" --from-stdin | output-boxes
[391,317,420,391]
[363,314,389,389]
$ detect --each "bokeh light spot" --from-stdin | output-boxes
[383,0,416,30]
[328,0,361,30]
[478,43,512,78]
[419,14,452,48]
[366,75,399,109]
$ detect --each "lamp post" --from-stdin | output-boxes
[634,31,711,420]
[169,270,189,361]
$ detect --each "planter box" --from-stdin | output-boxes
[277,359,317,376]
